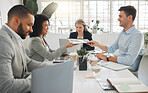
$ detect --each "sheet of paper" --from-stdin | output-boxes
[99,61,130,71]
[68,39,89,44]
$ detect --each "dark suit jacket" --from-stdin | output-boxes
[69,31,94,51]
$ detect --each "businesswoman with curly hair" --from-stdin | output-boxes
[29,14,75,62]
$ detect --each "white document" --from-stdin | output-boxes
[31,60,74,93]
[68,39,89,44]
[99,61,130,71]
[107,78,148,93]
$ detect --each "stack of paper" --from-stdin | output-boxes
[68,39,89,44]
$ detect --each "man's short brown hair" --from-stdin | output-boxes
[119,5,136,21]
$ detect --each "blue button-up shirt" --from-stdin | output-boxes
[107,26,144,71]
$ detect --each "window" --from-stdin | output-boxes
[0,11,2,28]
[41,0,148,33]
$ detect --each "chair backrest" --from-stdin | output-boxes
[31,60,74,93]
[130,55,143,72]
[138,55,148,87]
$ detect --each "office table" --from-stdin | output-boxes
[72,66,138,93]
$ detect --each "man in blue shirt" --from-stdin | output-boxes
[88,5,144,72]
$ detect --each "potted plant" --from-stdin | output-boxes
[88,20,100,34]
[144,32,148,55]
[93,20,100,33]
[23,0,58,19]
[144,32,148,47]
[23,0,38,14]
[77,48,88,70]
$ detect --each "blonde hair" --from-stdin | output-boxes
[75,19,88,32]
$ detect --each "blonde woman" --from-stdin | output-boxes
[69,19,94,51]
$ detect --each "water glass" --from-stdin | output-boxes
[91,63,101,76]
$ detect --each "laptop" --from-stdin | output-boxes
[31,60,74,93]
[59,38,81,52]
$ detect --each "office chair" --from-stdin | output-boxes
[129,55,143,77]
[138,55,148,87]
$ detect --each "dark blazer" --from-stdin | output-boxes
[69,31,94,51]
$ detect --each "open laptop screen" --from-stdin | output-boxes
[59,38,81,52]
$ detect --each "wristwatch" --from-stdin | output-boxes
[106,55,111,61]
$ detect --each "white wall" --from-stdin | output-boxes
[0,0,22,26]
[0,0,146,56]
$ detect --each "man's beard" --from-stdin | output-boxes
[17,23,28,39]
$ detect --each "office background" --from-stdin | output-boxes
[0,0,148,53]
[0,0,148,87]
[0,0,148,33]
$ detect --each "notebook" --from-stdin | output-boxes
[59,38,81,52]
[31,60,74,93]
[107,78,148,93]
